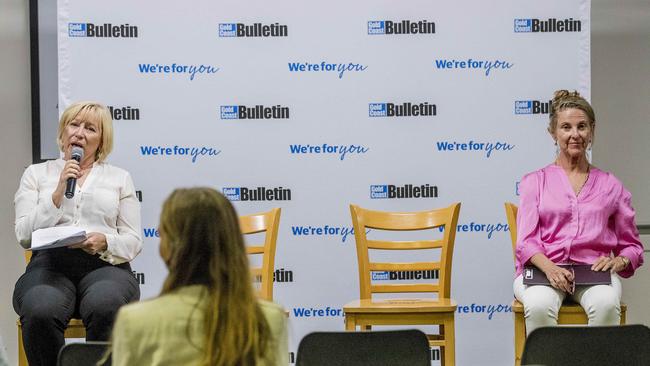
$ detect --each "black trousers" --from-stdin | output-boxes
[13,247,140,366]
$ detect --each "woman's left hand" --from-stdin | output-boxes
[591,256,628,273]
[69,232,108,255]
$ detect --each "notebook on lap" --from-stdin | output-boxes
[523,264,611,286]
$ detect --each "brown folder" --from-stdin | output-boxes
[523,264,612,286]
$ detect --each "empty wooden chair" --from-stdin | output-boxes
[344,203,461,366]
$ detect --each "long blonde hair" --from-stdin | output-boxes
[159,187,272,366]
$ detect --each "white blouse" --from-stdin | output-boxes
[14,159,142,264]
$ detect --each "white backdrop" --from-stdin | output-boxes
[58,1,590,364]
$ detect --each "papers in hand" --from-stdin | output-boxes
[29,226,87,251]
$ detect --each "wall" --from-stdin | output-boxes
[0,0,33,364]
[592,32,650,326]
[0,1,648,365]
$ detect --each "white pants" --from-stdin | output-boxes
[513,274,622,335]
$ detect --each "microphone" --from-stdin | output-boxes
[65,146,84,199]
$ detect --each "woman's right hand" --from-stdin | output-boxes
[52,159,81,208]
[530,253,575,294]
[543,264,575,294]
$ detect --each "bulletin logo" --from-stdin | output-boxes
[255,268,294,283]
[369,102,436,117]
[514,100,551,115]
[68,22,138,37]
[370,184,438,199]
[368,20,435,35]
[219,22,288,37]
[108,105,140,120]
[372,270,439,281]
[222,186,292,201]
[220,105,290,119]
[514,18,582,33]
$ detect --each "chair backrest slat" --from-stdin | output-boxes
[368,262,439,272]
[246,246,265,255]
[371,284,439,294]
[367,239,443,250]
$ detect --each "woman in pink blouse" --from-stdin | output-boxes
[513,90,644,334]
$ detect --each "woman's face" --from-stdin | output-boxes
[61,110,102,163]
[552,108,593,159]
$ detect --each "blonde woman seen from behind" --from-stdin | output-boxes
[111,188,288,366]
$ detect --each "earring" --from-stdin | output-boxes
[554,141,559,155]
[587,141,592,151]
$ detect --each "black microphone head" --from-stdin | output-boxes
[71,146,84,161]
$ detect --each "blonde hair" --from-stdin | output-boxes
[57,101,113,162]
[159,188,272,366]
[548,90,596,135]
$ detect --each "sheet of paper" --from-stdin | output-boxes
[29,226,87,251]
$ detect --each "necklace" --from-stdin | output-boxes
[575,166,590,196]
[555,159,590,196]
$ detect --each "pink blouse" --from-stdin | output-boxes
[515,164,644,278]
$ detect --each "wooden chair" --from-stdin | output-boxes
[504,202,627,366]
[18,252,87,366]
[240,208,281,301]
[344,203,461,366]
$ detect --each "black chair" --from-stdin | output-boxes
[57,342,110,366]
[521,325,650,366]
[296,329,431,366]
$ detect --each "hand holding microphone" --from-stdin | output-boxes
[52,146,85,208]
[65,146,84,199]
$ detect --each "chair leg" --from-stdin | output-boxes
[344,315,355,331]
[442,320,455,366]
[620,307,626,324]
[18,322,28,366]
[439,325,445,365]
[514,312,525,366]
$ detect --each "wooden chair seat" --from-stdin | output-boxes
[345,298,457,313]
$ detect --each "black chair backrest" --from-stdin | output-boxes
[296,329,430,366]
[57,342,110,366]
[522,325,650,366]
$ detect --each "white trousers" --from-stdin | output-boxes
[513,274,622,335]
